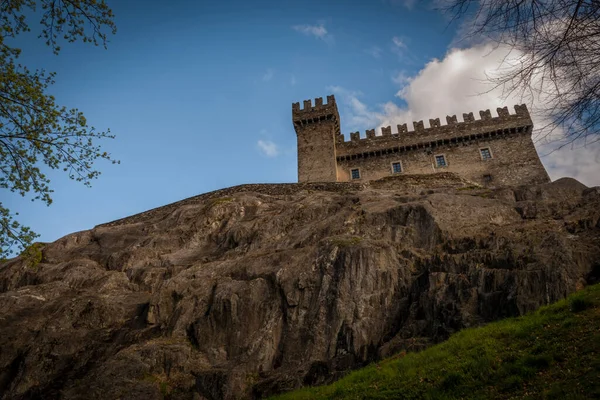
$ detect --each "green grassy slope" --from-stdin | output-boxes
[273,284,600,400]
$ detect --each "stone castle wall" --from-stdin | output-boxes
[336,133,547,186]
[293,95,550,186]
[293,95,341,182]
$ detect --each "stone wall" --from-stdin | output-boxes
[292,95,551,186]
[337,133,549,186]
[293,96,341,182]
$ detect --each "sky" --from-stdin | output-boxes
[3,0,600,249]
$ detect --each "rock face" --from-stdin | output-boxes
[1,173,599,399]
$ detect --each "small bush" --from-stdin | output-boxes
[570,297,593,313]
[21,242,44,269]
[523,354,551,369]
[440,371,463,390]
[208,197,234,208]
[329,236,362,247]
[160,381,170,397]
[500,375,523,393]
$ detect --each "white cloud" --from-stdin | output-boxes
[257,140,279,157]
[331,44,600,186]
[290,74,297,86]
[539,142,600,187]
[262,69,274,82]
[292,23,333,44]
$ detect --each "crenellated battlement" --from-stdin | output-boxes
[292,95,336,114]
[292,95,341,142]
[338,103,531,143]
[335,105,533,159]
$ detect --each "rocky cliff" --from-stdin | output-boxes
[1,173,599,400]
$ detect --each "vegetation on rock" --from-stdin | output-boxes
[274,283,600,399]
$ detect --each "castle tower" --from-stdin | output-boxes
[292,95,341,182]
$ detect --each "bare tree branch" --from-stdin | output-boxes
[438,0,600,147]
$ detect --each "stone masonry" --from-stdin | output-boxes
[292,95,550,187]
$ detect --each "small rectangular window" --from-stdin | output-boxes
[480,148,492,160]
[435,155,447,168]
[391,162,402,174]
[351,168,360,180]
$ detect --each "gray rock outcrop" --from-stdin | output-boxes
[1,173,599,399]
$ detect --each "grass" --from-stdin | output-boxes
[208,197,234,207]
[272,284,600,399]
[328,236,363,247]
[142,372,174,397]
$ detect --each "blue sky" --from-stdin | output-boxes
[3,0,599,248]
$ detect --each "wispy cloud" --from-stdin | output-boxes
[392,36,407,50]
[262,68,274,82]
[290,74,297,86]
[292,23,327,38]
[390,35,417,63]
[257,140,279,157]
[391,71,411,86]
[292,23,334,44]
[365,46,383,59]
[384,0,417,9]
[328,86,380,130]
[402,0,417,9]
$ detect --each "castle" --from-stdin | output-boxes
[292,95,550,186]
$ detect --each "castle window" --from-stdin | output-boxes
[435,154,447,168]
[391,161,402,174]
[480,147,493,160]
[351,168,361,180]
